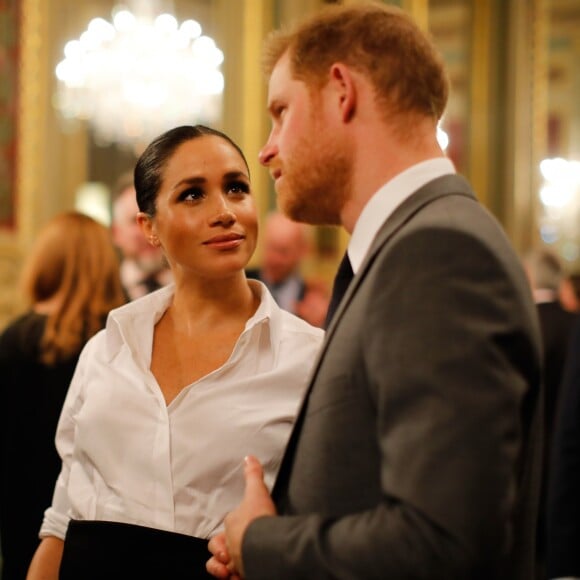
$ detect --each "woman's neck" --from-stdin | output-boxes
[167,274,259,335]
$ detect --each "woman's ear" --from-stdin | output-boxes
[136,212,159,246]
[328,63,357,123]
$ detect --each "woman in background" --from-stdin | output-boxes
[28,125,323,579]
[0,212,126,580]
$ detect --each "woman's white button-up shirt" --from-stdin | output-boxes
[40,281,324,540]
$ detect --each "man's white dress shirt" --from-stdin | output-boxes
[40,281,323,540]
[348,158,456,272]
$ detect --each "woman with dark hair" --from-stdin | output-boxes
[0,212,126,580]
[27,126,323,579]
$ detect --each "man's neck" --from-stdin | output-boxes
[341,134,445,233]
[330,75,444,233]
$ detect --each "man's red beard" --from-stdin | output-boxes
[276,131,352,226]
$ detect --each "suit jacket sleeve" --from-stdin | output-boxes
[242,226,540,580]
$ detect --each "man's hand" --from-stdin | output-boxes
[207,532,241,579]
[206,455,277,578]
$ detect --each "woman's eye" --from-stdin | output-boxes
[227,181,250,195]
[179,187,203,201]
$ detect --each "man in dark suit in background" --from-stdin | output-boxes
[524,248,577,576]
[548,317,580,580]
[207,3,542,579]
[525,248,577,443]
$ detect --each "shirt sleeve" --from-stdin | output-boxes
[39,343,90,540]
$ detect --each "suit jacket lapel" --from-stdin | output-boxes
[272,174,476,504]
[326,174,475,337]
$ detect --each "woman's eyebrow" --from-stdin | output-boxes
[223,171,249,181]
[171,176,206,191]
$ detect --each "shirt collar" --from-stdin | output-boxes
[532,288,559,304]
[348,157,456,273]
[104,280,282,365]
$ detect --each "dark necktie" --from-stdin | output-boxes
[324,252,354,328]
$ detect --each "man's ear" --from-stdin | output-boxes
[328,63,357,123]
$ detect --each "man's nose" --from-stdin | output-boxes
[258,136,277,166]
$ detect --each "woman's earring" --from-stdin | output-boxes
[150,236,159,247]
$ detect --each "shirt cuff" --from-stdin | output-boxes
[39,506,70,540]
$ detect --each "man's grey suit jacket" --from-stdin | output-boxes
[243,175,543,580]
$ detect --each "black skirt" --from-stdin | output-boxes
[60,520,214,579]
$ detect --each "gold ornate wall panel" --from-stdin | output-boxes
[0,0,19,228]
[0,0,28,328]
[401,0,429,28]
[538,0,580,269]
[15,0,93,243]
[429,0,548,253]
[468,0,492,210]
[16,0,43,246]
[0,0,20,327]
[503,0,548,253]
[429,0,471,178]
[0,241,22,327]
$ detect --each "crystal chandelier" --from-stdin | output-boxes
[54,1,224,150]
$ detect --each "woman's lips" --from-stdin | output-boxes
[203,233,245,249]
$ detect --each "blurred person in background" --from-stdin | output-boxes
[524,248,577,576]
[548,315,580,580]
[248,211,329,327]
[0,212,126,580]
[111,172,172,300]
[559,271,580,314]
[524,248,577,458]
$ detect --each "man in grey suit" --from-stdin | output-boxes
[207,3,542,579]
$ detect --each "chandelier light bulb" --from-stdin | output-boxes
[54,4,224,150]
[113,10,136,32]
[180,19,202,39]
[155,13,178,33]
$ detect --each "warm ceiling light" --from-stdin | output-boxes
[54,2,224,151]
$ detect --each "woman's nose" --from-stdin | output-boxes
[210,204,236,227]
